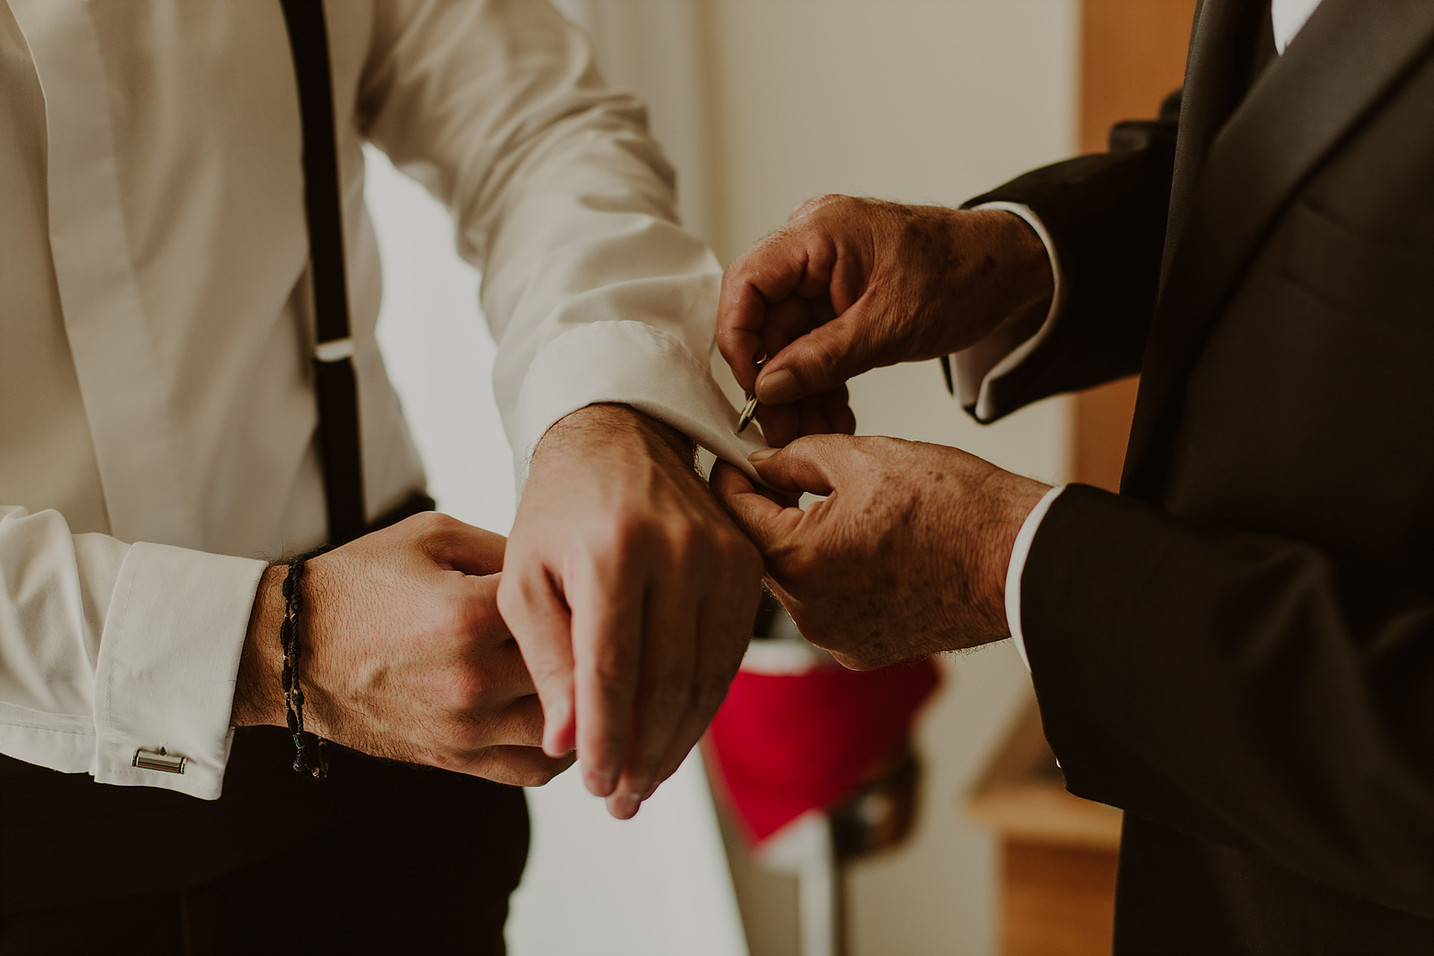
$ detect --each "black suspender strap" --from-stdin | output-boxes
[279,0,366,544]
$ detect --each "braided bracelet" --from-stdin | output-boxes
[279,549,330,779]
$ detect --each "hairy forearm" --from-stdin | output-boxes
[533,403,698,474]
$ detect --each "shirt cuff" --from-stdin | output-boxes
[1006,485,1066,672]
[510,319,770,488]
[92,544,267,799]
[951,202,1067,421]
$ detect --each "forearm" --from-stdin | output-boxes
[533,403,697,476]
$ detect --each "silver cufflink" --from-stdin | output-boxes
[132,748,187,774]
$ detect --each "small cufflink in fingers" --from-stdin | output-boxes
[735,353,768,435]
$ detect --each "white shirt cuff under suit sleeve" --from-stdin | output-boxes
[952,202,1067,421]
[1005,485,1066,672]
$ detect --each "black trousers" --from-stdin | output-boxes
[0,768,528,956]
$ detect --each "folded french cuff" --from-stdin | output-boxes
[93,543,267,799]
[511,319,770,488]
[1005,485,1067,672]
[952,201,1067,421]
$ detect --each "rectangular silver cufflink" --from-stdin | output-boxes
[133,749,187,774]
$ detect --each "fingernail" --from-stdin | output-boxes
[748,449,777,464]
[758,369,799,404]
[610,793,642,819]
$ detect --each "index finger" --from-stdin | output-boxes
[710,460,800,554]
[718,236,815,391]
[495,568,577,757]
[567,557,646,800]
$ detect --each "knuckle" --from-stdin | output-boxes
[494,568,544,624]
[519,762,565,787]
[410,510,453,538]
[450,665,493,710]
[646,681,691,714]
[793,193,845,222]
[799,336,848,386]
[526,658,572,693]
[428,673,481,722]
[425,745,471,774]
[715,325,745,358]
[721,253,754,285]
[586,517,645,565]
[592,643,641,689]
[432,597,479,639]
[664,524,701,568]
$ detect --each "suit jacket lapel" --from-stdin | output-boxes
[1158,0,1258,289]
[1121,0,1434,495]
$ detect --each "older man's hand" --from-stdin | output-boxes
[712,435,1049,669]
[498,404,764,819]
[717,197,1053,446]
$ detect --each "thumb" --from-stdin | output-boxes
[710,468,788,556]
[748,434,859,497]
[757,311,880,405]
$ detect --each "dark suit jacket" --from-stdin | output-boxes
[966,0,1434,950]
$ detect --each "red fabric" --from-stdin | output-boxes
[705,658,940,844]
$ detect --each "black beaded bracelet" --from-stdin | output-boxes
[279,549,331,779]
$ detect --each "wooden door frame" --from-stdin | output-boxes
[1072,0,1197,490]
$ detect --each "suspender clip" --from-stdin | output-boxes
[314,337,356,363]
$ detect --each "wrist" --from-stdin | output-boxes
[534,403,697,473]
[231,564,287,728]
[950,208,1055,350]
[972,471,1053,642]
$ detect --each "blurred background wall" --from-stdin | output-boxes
[370,2,1100,953]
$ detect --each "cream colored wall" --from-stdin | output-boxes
[693,3,1080,954]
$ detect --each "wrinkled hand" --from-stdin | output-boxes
[233,513,570,787]
[497,404,764,819]
[717,197,1053,446]
[711,435,1049,669]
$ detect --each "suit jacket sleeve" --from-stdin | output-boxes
[961,92,1181,417]
[966,92,1434,918]
[1022,483,1434,920]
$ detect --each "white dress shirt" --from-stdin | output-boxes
[959,0,1324,658]
[0,0,760,798]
